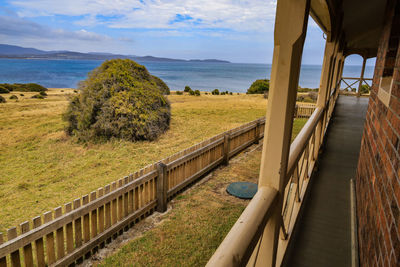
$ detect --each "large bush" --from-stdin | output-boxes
[63,59,171,142]
[151,75,170,95]
[247,79,270,94]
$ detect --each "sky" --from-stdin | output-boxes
[0,0,370,64]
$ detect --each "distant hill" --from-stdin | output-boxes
[0,44,48,55]
[0,44,230,63]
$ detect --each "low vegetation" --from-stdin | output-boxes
[297,92,318,103]
[0,95,6,103]
[31,94,45,99]
[63,59,171,142]
[247,79,270,94]
[211,89,220,95]
[0,90,269,232]
[360,84,370,94]
[0,83,47,93]
[297,87,318,93]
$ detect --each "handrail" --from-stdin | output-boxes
[206,187,278,267]
[286,107,323,181]
[341,77,372,80]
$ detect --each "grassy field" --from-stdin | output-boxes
[97,119,306,267]
[0,89,271,233]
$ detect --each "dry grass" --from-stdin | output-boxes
[96,118,306,267]
[0,89,268,233]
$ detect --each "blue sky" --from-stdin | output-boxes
[0,0,369,65]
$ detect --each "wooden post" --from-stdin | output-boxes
[357,56,367,97]
[64,203,74,254]
[54,207,65,260]
[157,162,168,212]
[20,222,33,267]
[313,40,335,159]
[223,134,230,165]
[33,216,45,266]
[254,120,260,144]
[7,228,20,267]
[254,0,310,266]
[0,233,7,267]
[44,212,55,265]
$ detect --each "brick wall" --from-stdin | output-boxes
[356,0,400,266]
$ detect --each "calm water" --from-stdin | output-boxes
[0,59,374,92]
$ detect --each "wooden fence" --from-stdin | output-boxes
[0,116,267,267]
[295,104,316,118]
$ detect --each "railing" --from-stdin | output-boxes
[340,77,372,92]
[207,87,340,266]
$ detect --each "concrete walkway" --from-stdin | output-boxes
[283,95,369,267]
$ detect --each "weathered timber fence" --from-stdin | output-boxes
[0,116,268,267]
[294,104,316,118]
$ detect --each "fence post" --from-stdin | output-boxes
[294,105,298,118]
[254,120,260,144]
[157,162,168,212]
[223,134,230,166]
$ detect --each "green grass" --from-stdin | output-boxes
[97,119,307,267]
[0,89,270,233]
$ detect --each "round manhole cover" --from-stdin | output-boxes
[226,182,258,199]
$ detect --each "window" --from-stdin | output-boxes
[378,1,400,106]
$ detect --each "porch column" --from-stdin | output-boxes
[313,41,335,158]
[255,0,310,265]
[330,49,341,95]
[357,56,367,96]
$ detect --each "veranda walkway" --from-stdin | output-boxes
[283,95,369,266]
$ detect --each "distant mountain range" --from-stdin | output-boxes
[0,44,230,63]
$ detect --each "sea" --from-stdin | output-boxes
[0,59,375,92]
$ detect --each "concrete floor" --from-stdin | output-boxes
[282,95,369,267]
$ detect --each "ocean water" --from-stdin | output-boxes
[0,59,375,92]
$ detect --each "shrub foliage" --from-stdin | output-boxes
[0,83,47,92]
[152,75,170,95]
[247,79,270,94]
[360,84,370,94]
[63,59,171,142]
[0,86,9,94]
[0,95,6,103]
[211,89,220,95]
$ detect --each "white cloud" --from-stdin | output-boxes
[0,15,110,41]
[11,0,277,33]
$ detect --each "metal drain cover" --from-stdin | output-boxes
[226,182,258,199]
